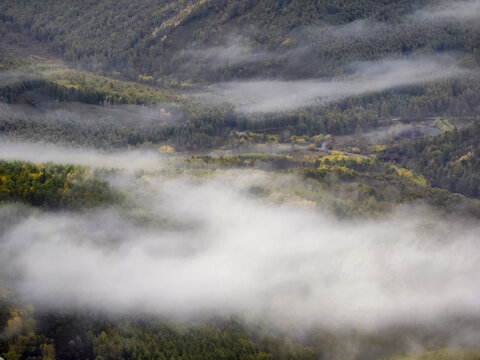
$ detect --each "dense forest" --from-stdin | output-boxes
[2,291,480,360]
[381,120,480,199]
[1,52,480,151]
[1,0,479,82]
[1,0,480,359]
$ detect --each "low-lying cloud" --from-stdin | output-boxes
[207,55,469,113]
[185,36,268,68]
[0,96,178,127]
[178,0,480,83]
[0,141,165,172]
[0,71,46,87]
[0,144,479,333]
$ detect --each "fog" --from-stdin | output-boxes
[0,143,479,333]
[184,36,268,68]
[179,0,480,85]
[414,0,480,21]
[0,102,178,127]
[1,0,479,337]
[0,101,183,149]
[0,71,46,87]
[0,141,165,172]
[207,55,468,113]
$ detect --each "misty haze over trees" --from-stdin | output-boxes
[1,0,480,359]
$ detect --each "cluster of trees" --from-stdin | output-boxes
[244,79,480,139]
[43,71,174,105]
[0,295,317,360]
[175,150,480,219]
[0,101,228,151]
[295,16,480,79]
[2,292,480,360]
[0,291,55,360]
[301,151,480,218]
[339,79,480,119]
[305,151,387,172]
[92,322,313,360]
[0,69,173,107]
[0,111,168,149]
[380,120,480,199]
[0,161,119,209]
[187,153,295,170]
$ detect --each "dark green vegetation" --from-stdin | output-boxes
[0,161,119,209]
[184,151,480,219]
[0,293,314,360]
[0,102,176,149]
[381,120,480,199]
[1,0,478,82]
[1,294,479,360]
[0,52,173,106]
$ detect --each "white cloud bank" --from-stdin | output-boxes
[0,145,479,331]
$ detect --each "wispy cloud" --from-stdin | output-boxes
[185,36,269,68]
[204,55,469,113]
[414,0,480,21]
[0,141,165,171]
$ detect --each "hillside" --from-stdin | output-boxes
[1,0,479,83]
[1,1,480,360]
[381,120,480,199]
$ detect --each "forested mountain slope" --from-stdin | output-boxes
[1,0,479,83]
